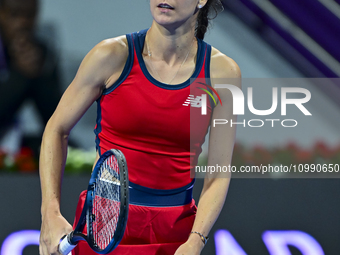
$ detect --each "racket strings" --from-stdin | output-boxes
[91,155,121,250]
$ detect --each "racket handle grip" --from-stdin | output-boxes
[59,234,77,255]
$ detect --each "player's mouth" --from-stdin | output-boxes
[157,3,175,10]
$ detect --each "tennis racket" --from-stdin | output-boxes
[59,149,129,255]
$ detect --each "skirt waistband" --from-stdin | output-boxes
[128,179,195,207]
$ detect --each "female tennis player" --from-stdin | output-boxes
[39,0,241,254]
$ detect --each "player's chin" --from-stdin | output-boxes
[152,11,175,23]
[153,16,181,28]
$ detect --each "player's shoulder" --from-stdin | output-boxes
[86,35,129,68]
[75,35,130,88]
[210,46,241,80]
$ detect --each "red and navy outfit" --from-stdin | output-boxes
[72,29,214,255]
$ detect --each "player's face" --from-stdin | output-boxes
[150,0,208,30]
[0,0,38,41]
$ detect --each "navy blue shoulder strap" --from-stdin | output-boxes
[204,41,212,80]
[198,39,215,109]
[102,33,135,95]
[137,29,148,48]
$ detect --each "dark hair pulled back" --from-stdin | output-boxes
[195,0,224,40]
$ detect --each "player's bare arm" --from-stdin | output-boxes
[39,36,128,255]
[176,48,241,254]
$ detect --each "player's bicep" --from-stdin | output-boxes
[206,51,241,179]
[206,88,236,177]
[46,44,111,135]
[46,38,127,135]
[47,77,103,136]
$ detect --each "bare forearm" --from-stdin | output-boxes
[39,121,69,216]
[189,178,230,242]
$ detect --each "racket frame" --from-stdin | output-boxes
[59,149,129,254]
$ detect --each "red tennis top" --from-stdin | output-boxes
[94,29,213,190]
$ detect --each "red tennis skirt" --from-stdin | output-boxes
[72,190,197,255]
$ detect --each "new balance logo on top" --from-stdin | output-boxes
[183,95,204,107]
[182,94,208,115]
[182,95,195,106]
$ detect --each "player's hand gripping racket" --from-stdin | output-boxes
[59,149,129,254]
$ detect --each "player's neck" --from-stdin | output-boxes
[146,23,197,66]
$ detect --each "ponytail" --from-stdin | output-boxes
[195,0,224,40]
